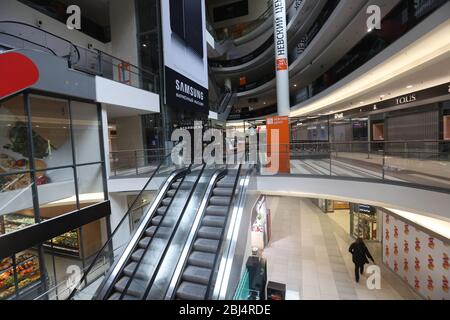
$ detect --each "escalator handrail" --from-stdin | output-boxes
[0,31,57,56]
[115,164,198,299]
[0,20,81,64]
[165,167,228,299]
[67,154,171,300]
[140,164,209,300]
[204,164,243,299]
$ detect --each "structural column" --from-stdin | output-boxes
[273,0,290,116]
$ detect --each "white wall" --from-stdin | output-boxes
[115,115,144,152]
[95,76,160,113]
[109,0,138,66]
[1,0,111,52]
[257,176,450,222]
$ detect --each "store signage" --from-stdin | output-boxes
[396,93,417,106]
[0,52,39,99]
[161,0,209,112]
[358,204,376,215]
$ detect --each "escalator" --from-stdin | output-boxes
[95,165,205,300]
[174,169,239,300]
[106,171,190,300]
[68,162,250,300]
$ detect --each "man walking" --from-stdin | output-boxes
[349,237,375,283]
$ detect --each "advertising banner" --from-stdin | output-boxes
[161,0,209,112]
[266,116,290,173]
[383,212,450,300]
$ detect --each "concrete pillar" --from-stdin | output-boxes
[273,0,290,116]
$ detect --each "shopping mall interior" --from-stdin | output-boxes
[0,0,449,302]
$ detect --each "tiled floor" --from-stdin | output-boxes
[262,197,421,300]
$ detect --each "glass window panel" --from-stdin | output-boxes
[14,250,41,298]
[29,95,73,168]
[76,164,104,207]
[0,95,31,175]
[0,173,35,236]
[36,168,77,218]
[71,101,101,164]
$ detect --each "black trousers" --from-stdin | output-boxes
[354,263,364,282]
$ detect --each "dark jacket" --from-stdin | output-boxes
[349,242,374,265]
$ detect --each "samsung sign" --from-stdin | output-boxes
[161,0,209,112]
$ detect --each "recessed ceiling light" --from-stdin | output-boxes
[380,95,385,98]
[360,101,364,105]
[293,84,297,87]
[406,85,413,89]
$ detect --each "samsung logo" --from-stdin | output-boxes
[176,80,204,101]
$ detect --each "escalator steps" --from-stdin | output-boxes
[177,282,207,300]
[182,266,212,285]
[145,226,171,238]
[166,189,176,197]
[151,215,163,225]
[131,249,145,262]
[193,239,219,253]
[206,206,228,216]
[114,276,147,297]
[162,197,172,206]
[216,180,235,188]
[209,196,231,206]
[157,206,168,215]
[138,237,151,248]
[108,292,139,300]
[188,251,215,268]
[203,215,226,228]
[212,188,233,197]
[123,262,149,280]
[198,226,222,240]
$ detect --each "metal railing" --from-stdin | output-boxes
[109,149,166,177]
[0,21,159,93]
[257,140,450,191]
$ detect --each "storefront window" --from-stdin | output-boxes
[0,92,107,300]
[0,250,41,300]
[0,95,30,175]
[36,167,76,214]
[71,101,101,164]
[29,95,72,168]
[351,204,379,241]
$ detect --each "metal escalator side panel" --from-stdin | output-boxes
[164,169,227,299]
[94,168,189,300]
[211,166,253,300]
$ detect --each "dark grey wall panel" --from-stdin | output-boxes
[17,48,96,101]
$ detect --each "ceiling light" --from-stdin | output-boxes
[360,101,364,105]
[142,43,148,48]
[406,85,414,89]
[380,95,385,98]
[293,84,297,87]
[367,28,373,33]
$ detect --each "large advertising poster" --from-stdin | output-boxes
[382,212,450,300]
[161,0,209,112]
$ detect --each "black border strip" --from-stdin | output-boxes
[0,201,111,259]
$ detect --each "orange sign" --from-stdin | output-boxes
[266,116,290,174]
[276,58,288,71]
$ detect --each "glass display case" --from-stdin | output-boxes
[0,251,41,300]
[0,213,81,257]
